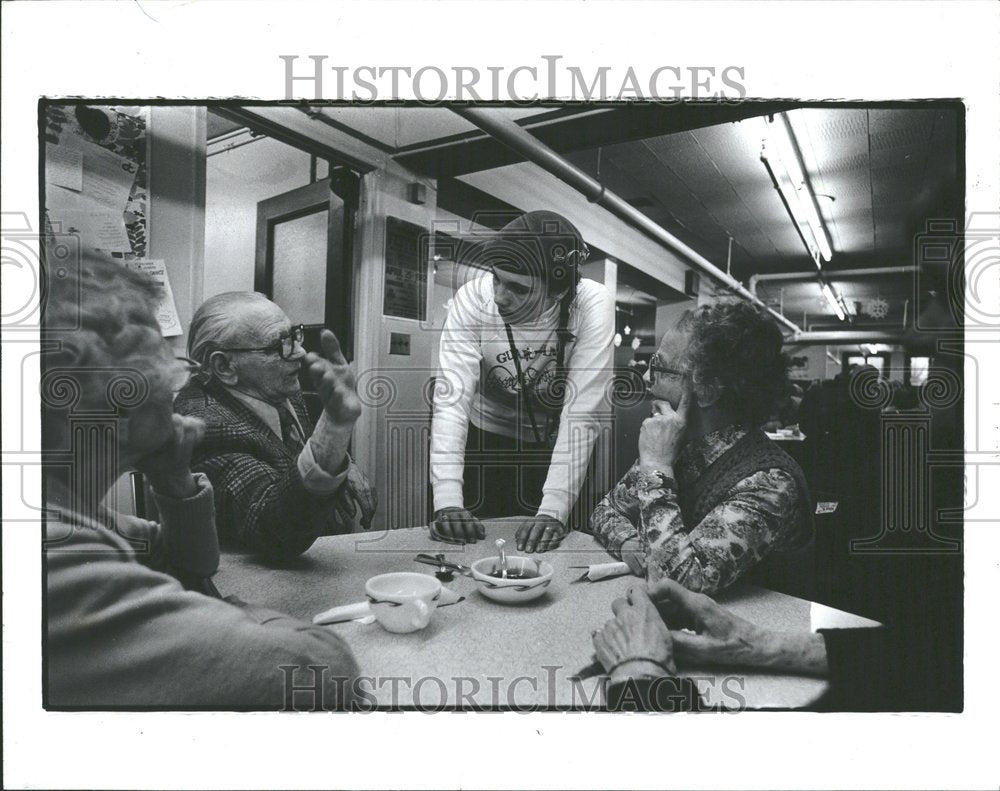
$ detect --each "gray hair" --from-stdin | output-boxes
[187,291,273,371]
[42,252,172,420]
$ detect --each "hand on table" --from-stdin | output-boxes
[345,463,377,530]
[619,537,647,576]
[592,584,676,684]
[515,514,567,553]
[646,577,771,670]
[135,414,205,500]
[304,330,362,426]
[431,507,485,544]
[638,382,692,474]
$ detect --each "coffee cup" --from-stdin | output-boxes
[364,572,442,633]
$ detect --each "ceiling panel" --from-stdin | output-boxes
[310,106,554,150]
[433,102,958,324]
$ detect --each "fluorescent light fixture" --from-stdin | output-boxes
[761,139,822,266]
[764,114,834,264]
[821,283,847,322]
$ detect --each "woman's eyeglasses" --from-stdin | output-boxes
[648,357,687,384]
[219,324,306,360]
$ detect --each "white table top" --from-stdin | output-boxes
[766,430,807,442]
[216,520,878,709]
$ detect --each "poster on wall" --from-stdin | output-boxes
[43,104,149,258]
[123,259,182,337]
[383,216,428,321]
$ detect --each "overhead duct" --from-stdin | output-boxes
[785,330,908,344]
[748,266,920,298]
[450,106,803,336]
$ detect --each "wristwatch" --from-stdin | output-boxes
[639,469,676,491]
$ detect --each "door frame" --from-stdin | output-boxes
[254,177,353,357]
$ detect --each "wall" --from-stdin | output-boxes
[352,166,440,532]
[785,344,830,382]
[148,106,207,354]
[461,162,692,294]
[655,298,697,342]
[109,106,208,516]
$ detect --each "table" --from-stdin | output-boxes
[216,520,879,710]
[765,430,807,442]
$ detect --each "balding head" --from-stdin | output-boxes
[188,291,276,369]
[187,292,304,404]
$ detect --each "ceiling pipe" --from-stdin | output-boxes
[748,266,919,298]
[786,330,907,344]
[451,106,803,336]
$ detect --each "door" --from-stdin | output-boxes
[255,177,354,420]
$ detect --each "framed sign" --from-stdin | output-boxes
[383,216,428,321]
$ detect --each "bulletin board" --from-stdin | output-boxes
[42,105,180,335]
[44,105,149,258]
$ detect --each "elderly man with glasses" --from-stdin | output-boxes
[591,301,813,596]
[175,292,375,561]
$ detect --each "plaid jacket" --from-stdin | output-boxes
[174,379,362,560]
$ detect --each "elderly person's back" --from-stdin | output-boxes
[43,255,358,708]
[591,301,813,595]
[174,292,375,560]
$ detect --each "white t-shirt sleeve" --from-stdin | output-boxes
[429,280,484,512]
[537,282,615,524]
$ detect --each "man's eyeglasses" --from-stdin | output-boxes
[220,324,306,360]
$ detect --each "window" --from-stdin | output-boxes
[844,353,887,375]
[909,356,930,386]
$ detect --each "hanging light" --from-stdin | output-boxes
[631,336,641,350]
[623,323,632,336]
[613,332,623,347]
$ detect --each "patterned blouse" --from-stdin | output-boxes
[590,425,802,594]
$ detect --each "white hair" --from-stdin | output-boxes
[187,291,274,370]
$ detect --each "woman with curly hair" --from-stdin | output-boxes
[591,300,813,595]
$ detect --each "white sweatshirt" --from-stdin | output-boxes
[431,275,614,524]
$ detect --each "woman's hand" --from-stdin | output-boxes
[431,507,485,544]
[648,578,829,675]
[135,414,205,500]
[515,515,567,553]
[619,537,647,576]
[592,585,676,685]
[638,383,692,473]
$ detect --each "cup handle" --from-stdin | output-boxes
[410,598,431,629]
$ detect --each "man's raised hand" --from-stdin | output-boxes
[305,330,362,425]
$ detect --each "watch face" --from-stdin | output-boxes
[656,471,676,489]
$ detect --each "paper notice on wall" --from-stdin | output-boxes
[47,187,133,252]
[56,135,137,210]
[46,147,84,192]
[123,259,183,337]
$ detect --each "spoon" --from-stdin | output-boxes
[495,538,508,579]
